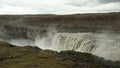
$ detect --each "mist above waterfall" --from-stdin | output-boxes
[34,28,57,50]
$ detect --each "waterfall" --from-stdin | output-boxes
[52,33,95,52]
[0,25,120,61]
[51,33,120,61]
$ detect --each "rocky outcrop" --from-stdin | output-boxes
[0,25,47,40]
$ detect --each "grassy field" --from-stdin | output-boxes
[0,41,120,68]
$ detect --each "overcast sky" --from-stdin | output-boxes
[0,0,120,14]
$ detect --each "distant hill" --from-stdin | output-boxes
[0,12,120,32]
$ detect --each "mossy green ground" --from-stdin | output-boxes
[0,41,120,68]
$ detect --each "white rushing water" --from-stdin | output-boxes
[51,33,95,52]
[50,33,120,61]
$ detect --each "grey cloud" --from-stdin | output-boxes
[68,0,99,7]
[0,0,120,14]
[98,0,120,3]
[0,3,3,7]
[69,2,88,7]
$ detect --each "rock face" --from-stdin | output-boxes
[0,41,120,68]
[0,25,47,40]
